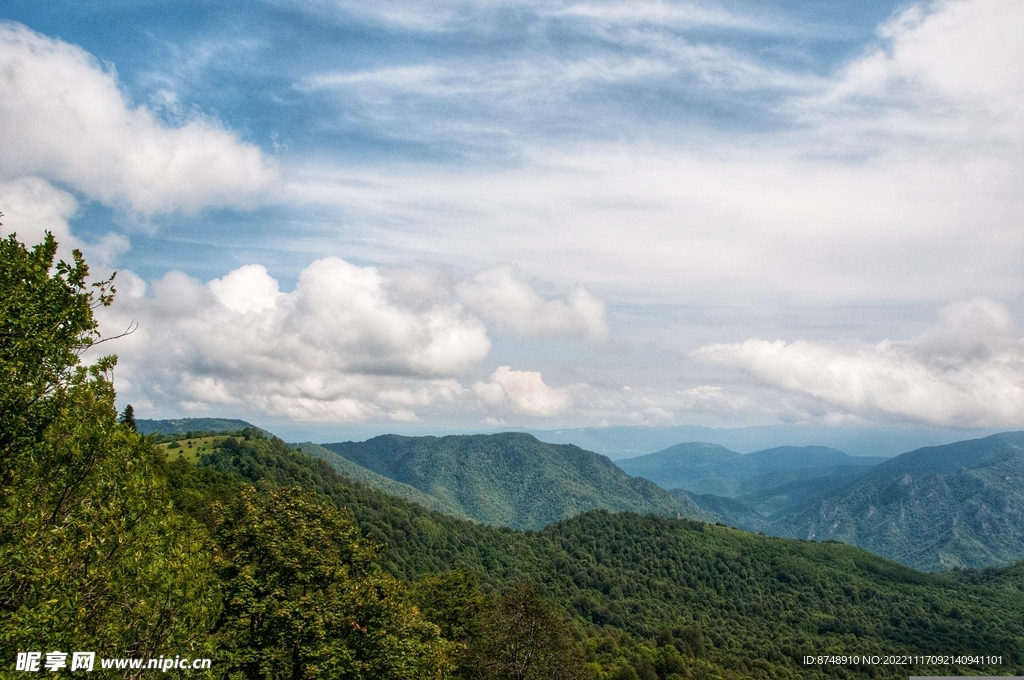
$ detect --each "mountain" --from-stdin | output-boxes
[292,441,471,520]
[616,442,884,496]
[173,431,1024,678]
[779,432,1024,571]
[530,423,987,459]
[320,432,712,530]
[137,417,260,436]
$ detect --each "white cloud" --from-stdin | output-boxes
[0,21,279,215]
[0,176,77,246]
[542,1,766,31]
[457,265,609,341]
[289,0,1024,310]
[99,258,491,421]
[839,0,1024,106]
[473,366,571,417]
[0,176,129,268]
[208,264,282,314]
[797,0,1024,150]
[691,299,1024,427]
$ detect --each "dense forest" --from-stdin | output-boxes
[2,229,1023,679]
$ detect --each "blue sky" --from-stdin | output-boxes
[2,0,1023,440]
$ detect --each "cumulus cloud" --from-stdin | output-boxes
[473,366,571,417]
[99,259,490,421]
[691,299,1024,427]
[0,21,279,215]
[457,265,609,341]
[0,176,130,268]
[796,0,1024,152]
[0,176,77,245]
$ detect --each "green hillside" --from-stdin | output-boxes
[779,432,1024,571]
[293,441,472,520]
[321,433,712,529]
[137,417,260,436]
[175,431,1024,678]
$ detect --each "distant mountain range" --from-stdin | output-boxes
[142,418,1024,571]
[778,432,1024,570]
[316,433,712,530]
[531,423,997,459]
[621,433,1024,571]
[616,443,886,497]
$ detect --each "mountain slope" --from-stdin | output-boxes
[138,417,260,436]
[779,432,1024,571]
[321,432,712,530]
[617,442,883,497]
[292,441,471,520]
[176,431,1024,678]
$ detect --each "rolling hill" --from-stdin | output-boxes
[320,432,712,530]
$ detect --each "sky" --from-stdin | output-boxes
[2,0,1023,443]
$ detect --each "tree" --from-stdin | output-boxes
[0,229,217,672]
[212,486,453,679]
[461,583,586,680]
[119,403,137,431]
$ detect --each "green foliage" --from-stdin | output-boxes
[321,433,712,530]
[460,583,586,680]
[0,231,217,663]
[184,432,1024,678]
[295,442,472,519]
[0,231,110,482]
[119,403,137,431]
[770,433,1024,570]
[212,486,452,679]
[136,417,261,437]
[412,570,485,645]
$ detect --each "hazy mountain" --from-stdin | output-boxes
[137,417,260,435]
[670,489,772,533]
[778,432,1024,571]
[616,442,884,496]
[530,424,993,459]
[321,432,712,530]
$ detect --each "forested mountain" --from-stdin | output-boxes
[778,432,1024,570]
[320,433,712,529]
[665,434,1024,571]
[137,417,260,436]
[293,441,472,520]
[616,442,884,496]
[173,431,1024,678]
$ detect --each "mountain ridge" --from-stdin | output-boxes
[321,432,714,530]
[616,442,884,497]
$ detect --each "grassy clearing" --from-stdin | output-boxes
[159,436,224,463]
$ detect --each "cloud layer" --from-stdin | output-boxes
[97,260,613,422]
[693,299,1024,427]
[289,0,1024,309]
[7,1,1024,431]
[457,265,609,341]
